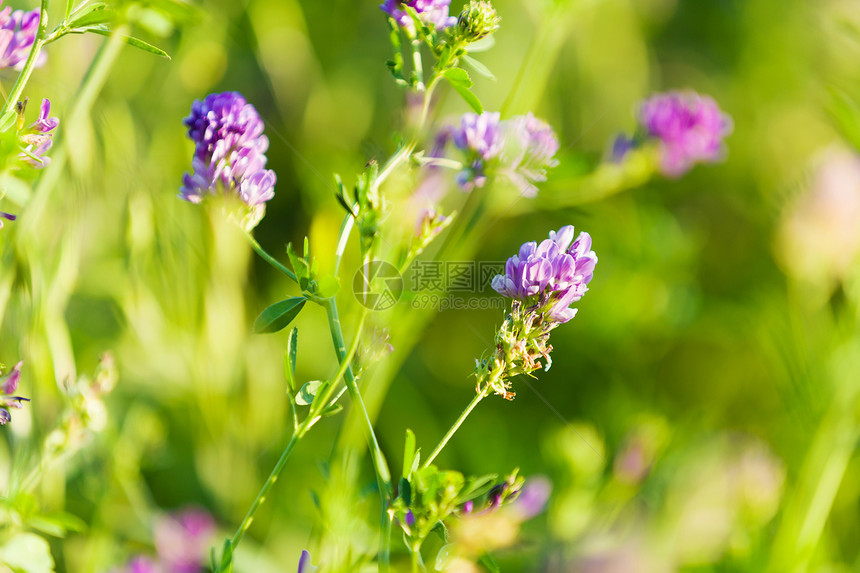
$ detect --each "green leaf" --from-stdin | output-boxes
[284,328,298,394]
[442,67,473,88]
[28,511,87,538]
[466,35,495,53]
[462,55,495,80]
[827,87,860,151]
[219,538,234,573]
[286,243,310,288]
[478,553,500,573]
[448,80,483,114]
[85,29,171,59]
[253,297,306,334]
[403,429,416,480]
[456,473,498,503]
[296,380,327,406]
[431,520,449,542]
[68,6,116,28]
[0,533,55,573]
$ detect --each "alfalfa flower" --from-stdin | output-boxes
[180,91,276,230]
[0,210,15,228]
[19,98,59,168]
[154,507,215,573]
[438,111,560,195]
[0,2,43,70]
[297,550,317,573]
[0,361,29,425]
[639,91,733,177]
[380,0,457,31]
[479,226,596,398]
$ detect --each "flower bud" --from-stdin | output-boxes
[457,1,500,42]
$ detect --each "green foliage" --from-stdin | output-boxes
[253,297,306,333]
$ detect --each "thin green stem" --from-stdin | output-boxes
[0,0,49,117]
[423,387,489,468]
[229,433,301,550]
[246,233,297,282]
[411,39,425,92]
[324,297,393,572]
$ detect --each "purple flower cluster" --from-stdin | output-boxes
[0,2,43,70]
[491,225,596,323]
[113,508,215,573]
[20,98,59,168]
[0,361,28,425]
[380,0,457,31]
[442,111,560,196]
[180,92,276,225]
[639,91,733,177]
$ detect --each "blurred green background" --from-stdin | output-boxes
[2,0,860,571]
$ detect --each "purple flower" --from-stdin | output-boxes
[639,91,733,177]
[297,550,317,573]
[20,98,59,168]
[380,0,457,31]
[510,476,551,520]
[0,3,44,70]
[501,113,560,197]
[128,557,162,573]
[0,361,28,426]
[491,225,596,324]
[154,507,215,573]
[0,210,15,228]
[449,112,502,190]
[180,92,276,227]
[610,133,635,163]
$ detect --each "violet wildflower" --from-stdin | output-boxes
[19,98,59,168]
[0,361,29,425]
[154,507,215,573]
[639,91,733,177]
[449,112,502,190]
[180,92,276,230]
[0,2,43,70]
[479,226,596,399]
[380,0,457,31]
[500,112,560,197]
[297,550,317,573]
[0,210,15,228]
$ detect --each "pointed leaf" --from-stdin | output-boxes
[254,297,306,334]
[478,553,500,573]
[403,429,416,480]
[443,67,473,88]
[68,6,116,28]
[462,55,495,80]
[399,476,412,506]
[85,28,170,58]
[320,402,343,417]
[448,80,483,114]
[284,328,298,394]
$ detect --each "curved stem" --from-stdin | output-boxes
[323,297,393,572]
[246,233,298,282]
[423,387,489,468]
[0,0,49,118]
[229,433,301,551]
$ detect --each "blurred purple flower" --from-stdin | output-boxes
[639,91,733,177]
[180,92,276,223]
[610,133,635,163]
[0,361,28,426]
[297,550,317,573]
[0,211,14,228]
[127,557,162,573]
[491,225,597,323]
[511,476,551,520]
[154,507,215,573]
[450,112,502,190]
[501,113,560,197]
[20,98,59,168]
[0,3,44,70]
[380,0,457,31]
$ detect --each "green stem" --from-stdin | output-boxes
[423,387,489,468]
[323,297,393,572]
[0,0,49,118]
[246,233,297,282]
[229,433,301,551]
[411,39,425,92]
